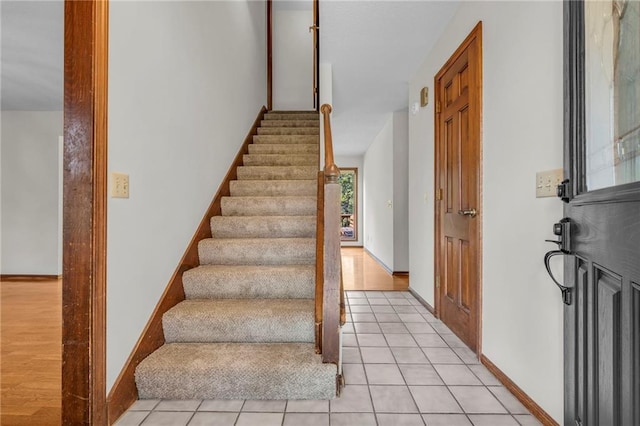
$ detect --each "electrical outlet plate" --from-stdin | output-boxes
[536,169,563,198]
[111,172,129,198]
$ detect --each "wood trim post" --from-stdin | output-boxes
[321,182,341,364]
[62,0,109,424]
[266,0,273,111]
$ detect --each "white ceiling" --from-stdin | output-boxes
[321,1,459,156]
[0,0,460,156]
[1,1,64,111]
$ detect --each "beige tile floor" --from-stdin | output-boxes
[115,290,543,426]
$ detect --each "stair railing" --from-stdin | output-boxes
[315,104,345,365]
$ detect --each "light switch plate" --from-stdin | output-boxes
[111,172,129,198]
[536,169,563,198]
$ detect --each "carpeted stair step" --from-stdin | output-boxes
[135,342,337,400]
[264,113,318,121]
[198,237,315,265]
[257,127,320,136]
[248,143,318,155]
[229,180,316,197]
[253,135,319,144]
[260,120,319,128]
[163,299,314,343]
[237,166,316,180]
[243,154,318,166]
[211,215,315,239]
[182,264,315,299]
[221,196,315,216]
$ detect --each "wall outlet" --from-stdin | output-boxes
[111,172,129,198]
[536,169,563,198]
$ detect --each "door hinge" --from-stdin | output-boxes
[436,188,443,201]
[557,179,571,203]
[436,101,441,114]
[435,276,440,289]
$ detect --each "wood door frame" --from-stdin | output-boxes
[433,22,483,353]
[62,0,109,424]
[266,0,273,111]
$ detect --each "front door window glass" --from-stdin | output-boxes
[585,0,640,191]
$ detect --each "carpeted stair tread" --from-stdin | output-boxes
[135,342,337,400]
[268,110,317,114]
[257,127,320,136]
[237,166,316,180]
[182,265,315,299]
[264,113,318,121]
[248,143,318,154]
[211,215,315,238]
[260,120,319,128]
[243,154,318,166]
[253,135,319,144]
[221,196,315,216]
[163,299,314,343]
[229,180,316,197]
[198,237,315,265]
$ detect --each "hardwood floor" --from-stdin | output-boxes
[341,247,409,291]
[1,278,61,426]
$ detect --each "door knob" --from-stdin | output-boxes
[458,208,477,217]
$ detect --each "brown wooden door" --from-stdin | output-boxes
[563,2,640,425]
[435,23,482,352]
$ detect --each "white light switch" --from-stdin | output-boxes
[111,172,129,198]
[536,169,563,198]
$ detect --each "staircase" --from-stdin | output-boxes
[134,111,338,401]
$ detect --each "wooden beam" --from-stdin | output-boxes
[266,0,273,111]
[62,0,109,424]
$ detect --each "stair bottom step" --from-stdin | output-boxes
[135,343,337,400]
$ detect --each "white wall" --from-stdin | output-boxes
[408,1,564,421]
[363,115,394,270]
[392,110,409,272]
[273,9,313,111]
[335,155,364,247]
[1,111,63,275]
[107,0,266,390]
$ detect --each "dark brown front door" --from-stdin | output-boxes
[435,23,482,352]
[563,1,640,425]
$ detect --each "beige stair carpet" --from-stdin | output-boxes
[135,111,337,400]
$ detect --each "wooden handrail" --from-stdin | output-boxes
[315,104,344,368]
[321,104,340,183]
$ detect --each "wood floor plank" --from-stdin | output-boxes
[1,279,61,426]
[341,247,409,291]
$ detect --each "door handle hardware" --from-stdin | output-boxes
[557,179,571,203]
[544,218,573,305]
[544,250,572,305]
[458,208,477,217]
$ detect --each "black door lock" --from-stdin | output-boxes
[544,218,573,305]
[546,217,571,254]
[557,179,571,203]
